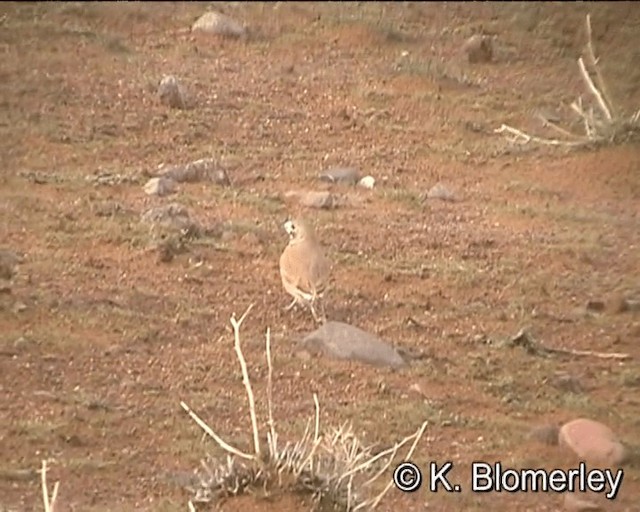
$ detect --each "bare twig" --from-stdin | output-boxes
[313,393,320,443]
[265,326,277,458]
[180,401,254,460]
[496,14,638,149]
[230,303,261,458]
[40,460,59,512]
[536,113,589,141]
[494,124,588,147]
[359,420,429,510]
[584,13,616,119]
[544,346,630,360]
[578,57,612,122]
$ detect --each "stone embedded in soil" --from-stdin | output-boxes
[558,418,627,467]
[611,294,640,314]
[426,182,457,202]
[157,75,190,109]
[527,424,560,446]
[191,11,246,39]
[286,190,338,209]
[300,321,407,369]
[0,250,22,281]
[143,177,177,197]
[585,299,605,313]
[318,166,360,185]
[463,34,493,63]
[160,158,230,185]
[357,175,375,189]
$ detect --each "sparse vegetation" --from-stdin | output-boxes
[1,2,639,511]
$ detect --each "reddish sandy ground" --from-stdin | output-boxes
[1,2,639,511]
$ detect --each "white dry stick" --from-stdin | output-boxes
[578,57,612,122]
[362,420,429,511]
[584,13,616,119]
[313,393,320,443]
[265,326,278,457]
[494,125,586,147]
[536,113,588,141]
[180,401,254,460]
[230,303,262,458]
[188,501,197,512]
[41,460,60,512]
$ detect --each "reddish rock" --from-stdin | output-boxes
[564,492,603,511]
[558,418,627,467]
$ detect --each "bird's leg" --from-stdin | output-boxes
[309,301,322,323]
[284,297,298,311]
[309,292,326,324]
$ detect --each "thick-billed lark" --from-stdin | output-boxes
[279,217,330,323]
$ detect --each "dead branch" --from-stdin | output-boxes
[41,460,59,512]
[494,124,588,147]
[578,57,612,122]
[180,401,254,460]
[544,346,630,360]
[584,13,616,119]
[230,303,261,458]
[265,326,277,458]
[495,14,638,148]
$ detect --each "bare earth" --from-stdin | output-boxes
[1,2,639,511]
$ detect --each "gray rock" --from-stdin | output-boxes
[426,182,457,202]
[319,166,360,185]
[161,158,230,185]
[192,11,246,38]
[300,321,407,369]
[144,177,177,197]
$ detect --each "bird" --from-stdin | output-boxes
[278,217,330,323]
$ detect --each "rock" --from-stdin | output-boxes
[426,183,457,202]
[611,295,640,313]
[558,418,627,467]
[300,321,407,369]
[463,34,493,63]
[563,492,603,511]
[161,158,230,185]
[319,166,360,185]
[585,299,605,313]
[0,250,22,281]
[144,177,177,197]
[527,424,560,446]
[357,176,376,189]
[286,190,337,209]
[157,75,189,109]
[192,11,246,38]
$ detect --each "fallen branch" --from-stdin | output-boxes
[509,329,630,361]
[543,346,630,361]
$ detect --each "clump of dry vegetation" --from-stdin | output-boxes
[496,14,640,148]
[181,304,427,511]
